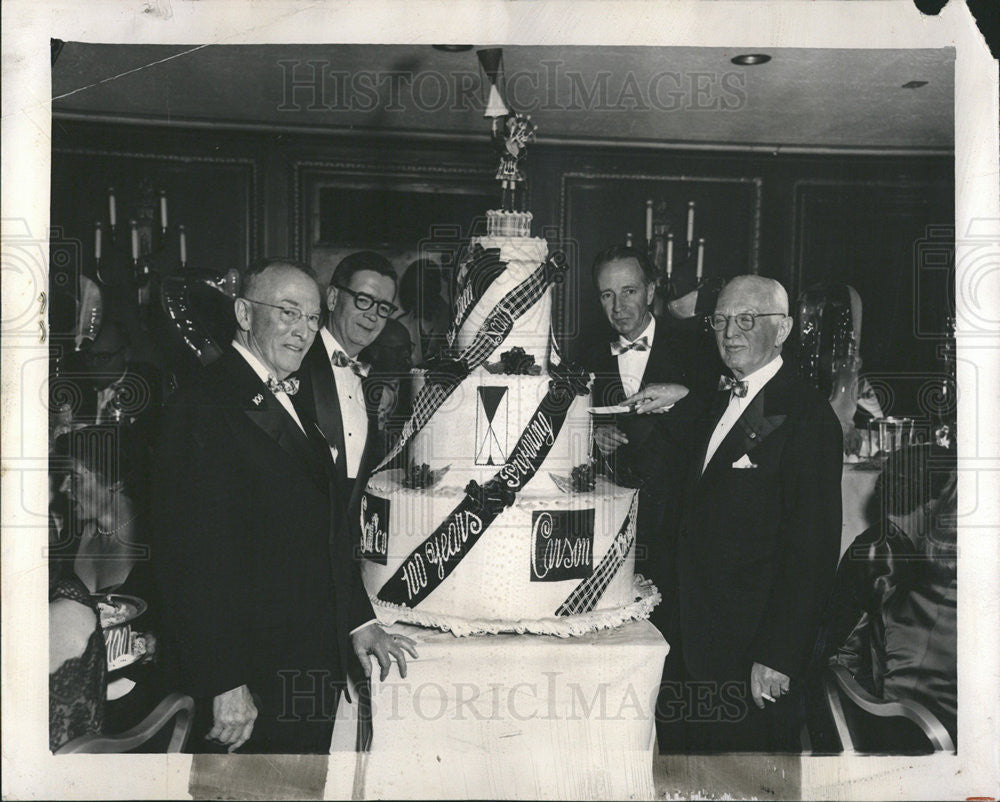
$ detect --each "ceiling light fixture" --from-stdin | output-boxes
[433,45,474,53]
[730,54,772,66]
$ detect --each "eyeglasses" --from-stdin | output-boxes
[242,298,322,331]
[335,285,398,319]
[707,312,787,332]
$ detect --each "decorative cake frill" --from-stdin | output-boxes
[369,575,661,638]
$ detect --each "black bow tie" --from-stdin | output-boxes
[331,350,371,377]
[610,335,650,356]
[718,375,749,398]
[267,376,300,396]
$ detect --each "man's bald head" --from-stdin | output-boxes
[713,275,793,379]
[717,275,789,316]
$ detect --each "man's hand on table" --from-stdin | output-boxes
[352,624,419,681]
[594,424,628,454]
[750,662,791,709]
[209,684,257,751]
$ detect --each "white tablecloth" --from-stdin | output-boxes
[327,619,668,800]
[841,464,880,556]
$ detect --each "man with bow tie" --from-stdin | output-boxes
[657,275,842,752]
[582,246,712,622]
[152,259,415,754]
[293,251,399,544]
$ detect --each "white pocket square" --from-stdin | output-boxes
[732,454,757,469]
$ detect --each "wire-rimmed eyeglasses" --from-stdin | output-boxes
[242,298,322,331]
[707,312,787,332]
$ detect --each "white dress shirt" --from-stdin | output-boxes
[702,355,783,473]
[232,340,306,434]
[616,315,656,398]
[320,328,369,479]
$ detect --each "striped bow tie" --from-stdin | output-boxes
[267,376,300,396]
[718,375,749,398]
[610,336,650,356]
[331,350,371,377]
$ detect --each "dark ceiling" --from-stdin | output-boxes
[52,44,954,151]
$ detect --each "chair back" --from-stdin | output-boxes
[57,693,194,754]
[823,664,955,754]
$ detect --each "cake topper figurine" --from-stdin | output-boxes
[477,47,536,212]
[491,112,536,212]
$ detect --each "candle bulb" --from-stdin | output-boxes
[666,234,674,278]
[179,225,187,266]
[159,190,168,230]
[686,201,695,244]
[94,222,102,260]
[130,220,139,261]
[108,188,117,228]
[696,238,705,280]
[645,199,653,243]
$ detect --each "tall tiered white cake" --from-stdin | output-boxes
[359,208,659,636]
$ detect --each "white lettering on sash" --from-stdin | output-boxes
[498,413,555,488]
[360,495,388,557]
[423,510,484,581]
[530,513,592,580]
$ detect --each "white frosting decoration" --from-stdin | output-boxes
[455,235,551,365]
[360,223,660,637]
[361,474,643,630]
[408,367,593,494]
[370,575,661,638]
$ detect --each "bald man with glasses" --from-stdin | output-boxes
[638,275,843,753]
[153,259,415,753]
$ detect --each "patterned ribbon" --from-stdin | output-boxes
[446,244,507,348]
[374,253,567,473]
[555,491,639,616]
[375,364,590,608]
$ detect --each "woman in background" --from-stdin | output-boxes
[50,425,167,747]
[395,258,450,365]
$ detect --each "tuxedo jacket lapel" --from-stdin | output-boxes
[303,339,349,485]
[221,352,330,493]
[697,362,792,483]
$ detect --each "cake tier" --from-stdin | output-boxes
[455,235,551,366]
[486,209,533,237]
[359,474,654,635]
[408,367,593,494]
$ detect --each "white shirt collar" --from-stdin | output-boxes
[618,314,655,346]
[737,354,783,399]
[320,327,353,360]
[232,339,278,384]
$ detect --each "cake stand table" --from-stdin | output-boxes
[327,619,668,800]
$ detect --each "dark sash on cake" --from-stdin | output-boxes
[555,492,639,616]
[374,252,567,473]
[376,363,589,607]
[446,244,507,348]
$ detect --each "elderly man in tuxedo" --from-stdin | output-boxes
[658,274,842,752]
[293,251,400,543]
[153,259,415,754]
[582,246,708,622]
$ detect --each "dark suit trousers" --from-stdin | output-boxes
[656,633,804,754]
[189,631,343,755]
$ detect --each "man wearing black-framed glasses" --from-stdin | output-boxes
[295,251,401,579]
